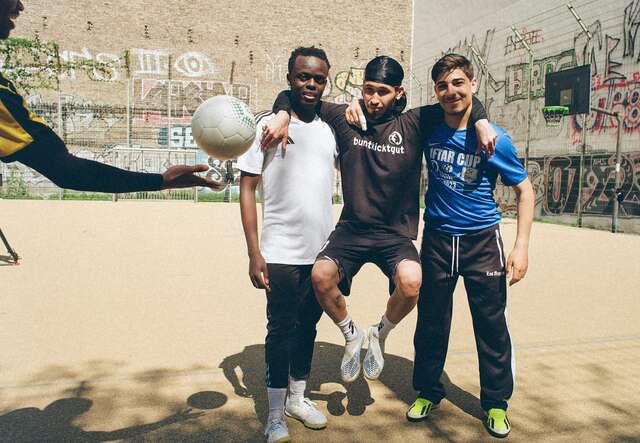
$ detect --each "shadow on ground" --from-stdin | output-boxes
[139,342,487,442]
[0,360,230,442]
[218,342,484,424]
[3,343,639,442]
[0,343,482,442]
[0,398,205,442]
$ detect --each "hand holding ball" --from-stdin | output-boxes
[191,95,256,160]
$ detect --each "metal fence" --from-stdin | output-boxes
[0,43,342,203]
[1,1,639,233]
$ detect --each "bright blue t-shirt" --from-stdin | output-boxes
[424,123,527,235]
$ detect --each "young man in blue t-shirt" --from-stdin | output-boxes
[407,54,534,438]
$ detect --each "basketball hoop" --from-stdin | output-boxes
[542,106,569,127]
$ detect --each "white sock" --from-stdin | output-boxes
[376,314,396,341]
[288,377,306,404]
[267,387,287,422]
[336,314,359,342]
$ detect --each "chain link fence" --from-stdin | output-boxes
[2,1,638,233]
[0,44,345,203]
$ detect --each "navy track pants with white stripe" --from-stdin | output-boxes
[413,223,514,411]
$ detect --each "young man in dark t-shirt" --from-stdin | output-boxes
[265,56,496,384]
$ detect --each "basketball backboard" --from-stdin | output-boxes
[544,64,592,115]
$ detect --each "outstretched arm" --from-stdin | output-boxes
[1,89,220,192]
[12,139,221,192]
[506,177,534,286]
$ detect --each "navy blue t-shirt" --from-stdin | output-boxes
[424,123,527,235]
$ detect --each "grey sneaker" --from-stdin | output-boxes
[265,417,291,443]
[363,325,385,379]
[340,324,364,383]
[285,397,327,429]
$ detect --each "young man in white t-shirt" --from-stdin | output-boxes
[238,47,337,443]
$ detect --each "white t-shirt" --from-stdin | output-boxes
[238,112,337,265]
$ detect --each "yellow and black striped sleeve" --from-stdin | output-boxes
[0,73,163,192]
[0,75,50,158]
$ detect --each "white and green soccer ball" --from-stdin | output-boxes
[191,95,256,160]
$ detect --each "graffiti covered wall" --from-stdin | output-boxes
[0,0,411,189]
[495,152,640,217]
[413,0,640,232]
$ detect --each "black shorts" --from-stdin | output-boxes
[316,222,420,296]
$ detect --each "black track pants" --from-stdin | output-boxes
[265,264,323,389]
[413,224,514,411]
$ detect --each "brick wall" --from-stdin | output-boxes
[11,0,412,110]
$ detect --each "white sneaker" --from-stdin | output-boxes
[363,325,385,380]
[341,324,364,383]
[285,397,327,430]
[265,417,291,443]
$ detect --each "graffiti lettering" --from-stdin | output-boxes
[332,67,364,103]
[60,47,121,81]
[264,53,287,83]
[574,21,604,75]
[132,48,170,76]
[606,34,625,82]
[572,75,640,138]
[505,50,576,102]
[133,78,250,124]
[504,28,544,55]
[623,0,640,60]
[158,125,196,148]
[174,52,216,78]
[496,153,640,217]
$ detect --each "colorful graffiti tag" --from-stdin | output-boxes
[496,152,640,217]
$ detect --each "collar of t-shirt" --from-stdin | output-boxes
[290,114,322,125]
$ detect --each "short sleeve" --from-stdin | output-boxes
[488,130,528,186]
[237,117,268,175]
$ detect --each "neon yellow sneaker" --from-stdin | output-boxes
[485,408,511,438]
[406,397,438,422]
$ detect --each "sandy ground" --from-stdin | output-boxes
[1,200,639,442]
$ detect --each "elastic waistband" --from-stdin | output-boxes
[425,222,500,239]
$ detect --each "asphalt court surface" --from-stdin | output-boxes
[1,200,638,442]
